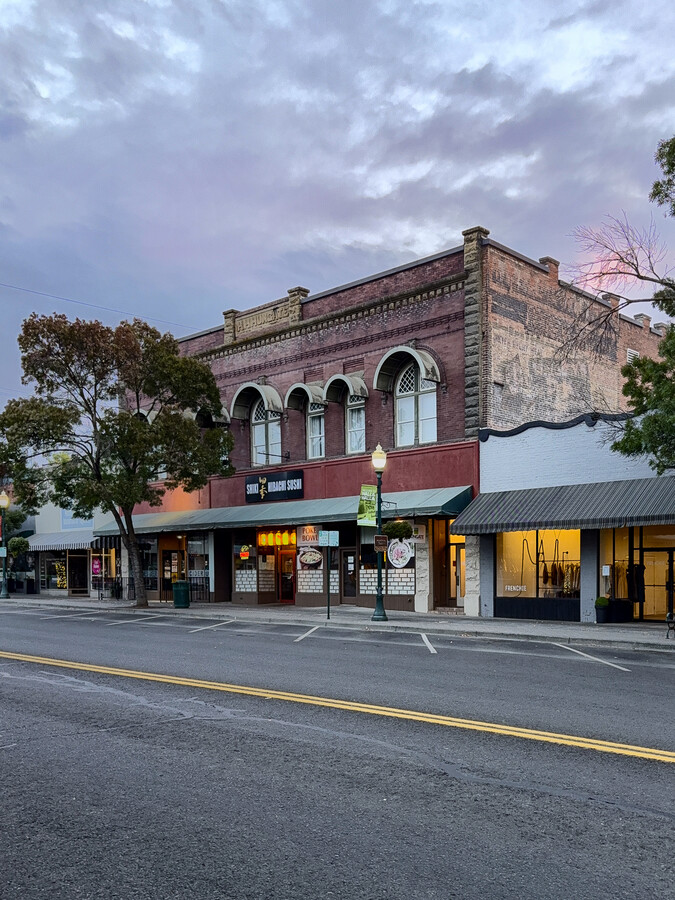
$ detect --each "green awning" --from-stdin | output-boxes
[94,486,473,536]
[449,476,675,535]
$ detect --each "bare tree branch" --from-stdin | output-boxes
[570,213,673,296]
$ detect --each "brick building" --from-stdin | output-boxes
[97,226,664,616]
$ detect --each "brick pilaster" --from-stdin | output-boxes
[462,226,489,436]
[222,309,237,346]
[287,286,309,325]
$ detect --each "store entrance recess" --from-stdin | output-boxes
[161,549,183,602]
[278,549,295,603]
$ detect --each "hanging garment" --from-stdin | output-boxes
[551,540,560,587]
[634,564,646,605]
[616,565,628,599]
[573,564,581,592]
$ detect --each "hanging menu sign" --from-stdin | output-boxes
[245,470,304,503]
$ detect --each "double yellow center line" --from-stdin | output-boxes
[2,649,673,764]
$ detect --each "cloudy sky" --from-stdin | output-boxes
[1,0,674,403]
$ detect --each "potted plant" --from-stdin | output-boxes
[595,596,610,624]
[8,536,30,558]
[382,520,413,541]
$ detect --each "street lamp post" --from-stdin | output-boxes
[371,443,388,622]
[0,490,10,600]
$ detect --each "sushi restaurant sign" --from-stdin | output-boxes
[245,470,304,503]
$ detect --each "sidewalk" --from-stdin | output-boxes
[3,593,673,651]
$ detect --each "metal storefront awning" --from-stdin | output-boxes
[28,529,94,551]
[381,486,473,518]
[93,486,473,536]
[90,535,121,550]
[449,476,675,535]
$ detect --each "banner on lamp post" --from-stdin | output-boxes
[357,485,377,527]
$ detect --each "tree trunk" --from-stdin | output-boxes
[122,509,148,608]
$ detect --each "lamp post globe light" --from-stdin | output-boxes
[371,443,388,622]
[0,490,10,600]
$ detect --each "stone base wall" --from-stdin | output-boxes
[463,534,481,616]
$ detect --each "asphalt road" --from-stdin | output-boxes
[1,606,674,899]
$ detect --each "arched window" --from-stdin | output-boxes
[346,395,365,454]
[251,399,281,465]
[395,363,437,447]
[307,403,325,459]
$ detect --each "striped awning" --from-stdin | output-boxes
[94,486,473,536]
[90,534,121,550]
[449,476,675,535]
[28,529,94,551]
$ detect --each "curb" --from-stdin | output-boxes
[4,597,672,653]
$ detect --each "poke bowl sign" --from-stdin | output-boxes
[387,539,414,568]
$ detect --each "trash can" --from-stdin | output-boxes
[172,580,190,608]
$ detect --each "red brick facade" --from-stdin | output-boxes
[164,227,662,495]
[173,247,473,498]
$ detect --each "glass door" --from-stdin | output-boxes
[448,543,465,607]
[278,549,295,603]
[161,550,181,602]
[341,550,357,600]
[642,550,673,620]
[67,552,89,596]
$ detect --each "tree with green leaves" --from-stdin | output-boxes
[613,328,675,474]
[650,137,675,219]
[569,136,675,471]
[0,314,233,607]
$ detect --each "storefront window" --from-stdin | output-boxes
[601,526,674,619]
[8,550,36,594]
[641,526,675,548]
[359,527,377,570]
[139,539,158,591]
[40,551,68,590]
[538,530,580,599]
[187,534,209,580]
[234,538,257,593]
[599,528,629,599]
[496,531,537,597]
[496,530,580,599]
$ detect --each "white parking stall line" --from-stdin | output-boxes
[40,612,106,621]
[421,633,437,654]
[294,625,320,643]
[106,615,164,627]
[550,642,630,672]
[189,620,234,633]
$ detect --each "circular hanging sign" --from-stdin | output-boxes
[240,544,250,560]
[387,539,413,568]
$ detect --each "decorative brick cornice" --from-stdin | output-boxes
[211,311,464,383]
[196,273,466,364]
